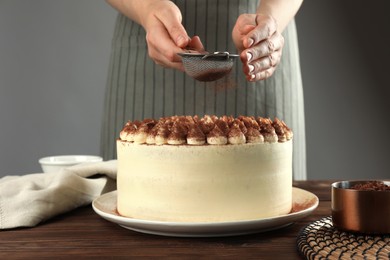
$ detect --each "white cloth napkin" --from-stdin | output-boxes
[0,160,117,230]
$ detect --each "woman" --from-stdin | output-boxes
[102,0,306,180]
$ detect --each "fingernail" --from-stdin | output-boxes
[250,74,256,80]
[247,38,254,47]
[246,52,253,62]
[248,64,254,73]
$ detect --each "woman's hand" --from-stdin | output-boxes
[232,13,284,81]
[140,1,204,71]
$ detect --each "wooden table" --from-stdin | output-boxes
[0,180,334,259]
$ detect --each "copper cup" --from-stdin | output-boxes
[331,180,390,234]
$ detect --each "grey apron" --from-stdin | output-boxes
[101,0,307,180]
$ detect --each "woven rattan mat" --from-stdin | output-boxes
[297,216,390,260]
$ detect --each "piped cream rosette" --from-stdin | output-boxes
[119,115,292,146]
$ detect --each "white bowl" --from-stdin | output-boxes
[39,155,103,173]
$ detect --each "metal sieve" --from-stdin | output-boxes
[178,52,239,82]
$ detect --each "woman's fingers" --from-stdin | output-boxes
[186,36,206,53]
[242,31,284,81]
[245,50,281,73]
[142,1,192,71]
[146,26,185,70]
[232,14,257,52]
[153,1,190,48]
[245,65,277,81]
[233,13,285,81]
[235,13,284,81]
[244,14,277,48]
[244,31,284,63]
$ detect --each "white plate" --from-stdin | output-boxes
[92,188,319,237]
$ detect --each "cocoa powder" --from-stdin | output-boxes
[205,74,237,92]
[351,181,390,191]
[194,68,232,82]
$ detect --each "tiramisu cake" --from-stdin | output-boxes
[117,115,293,222]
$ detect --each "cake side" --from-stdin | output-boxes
[117,140,292,222]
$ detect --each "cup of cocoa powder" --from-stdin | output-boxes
[331,180,390,234]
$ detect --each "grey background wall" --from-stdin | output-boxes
[1,0,389,180]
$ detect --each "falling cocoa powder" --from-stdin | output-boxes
[205,73,237,92]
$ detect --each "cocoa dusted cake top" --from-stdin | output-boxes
[119,115,293,145]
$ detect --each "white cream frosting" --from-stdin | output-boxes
[187,137,206,145]
[117,140,293,222]
[206,136,228,145]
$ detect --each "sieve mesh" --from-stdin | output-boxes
[179,52,239,82]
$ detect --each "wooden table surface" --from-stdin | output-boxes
[0,180,335,259]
